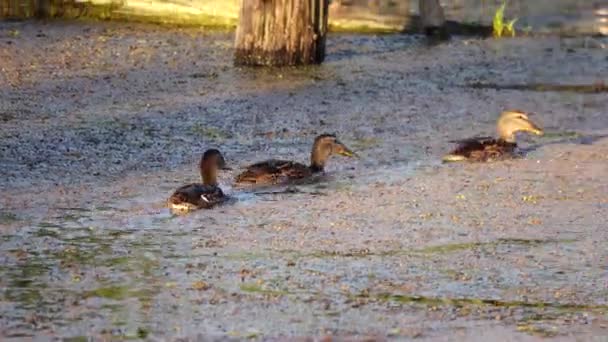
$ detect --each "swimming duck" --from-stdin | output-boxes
[168,149,230,212]
[443,110,544,162]
[234,134,357,186]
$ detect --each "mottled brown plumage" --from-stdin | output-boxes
[168,149,230,212]
[445,137,517,162]
[443,110,543,163]
[235,134,357,186]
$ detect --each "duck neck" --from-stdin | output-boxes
[497,122,517,143]
[309,142,330,173]
[200,160,218,186]
[498,132,516,143]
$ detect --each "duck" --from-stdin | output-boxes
[234,134,358,186]
[443,110,544,162]
[168,149,231,212]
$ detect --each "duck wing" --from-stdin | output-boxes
[235,159,311,185]
[168,183,226,211]
[446,137,517,162]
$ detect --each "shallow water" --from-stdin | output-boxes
[1,18,608,340]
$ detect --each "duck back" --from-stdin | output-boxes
[168,183,226,211]
[235,159,312,185]
[445,137,517,162]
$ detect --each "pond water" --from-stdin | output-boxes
[0,6,607,341]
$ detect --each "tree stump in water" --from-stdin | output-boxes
[234,0,329,66]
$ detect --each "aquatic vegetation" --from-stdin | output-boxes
[516,324,559,337]
[540,131,581,139]
[0,211,19,224]
[493,2,518,38]
[34,228,61,238]
[84,284,159,301]
[240,283,289,296]
[85,285,132,300]
[190,124,229,140]
[351,137,381,150]
[63,337,88,342]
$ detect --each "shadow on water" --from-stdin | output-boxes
[520,132,608,155]
[325,34,423,62]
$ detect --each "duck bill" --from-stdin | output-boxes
[526,120,544,136]
[338,146,359,158]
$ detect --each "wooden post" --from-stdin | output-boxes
[234,0,329,66]
[419,0,448,38]
[36,0,51,18]
[420,0,445,28]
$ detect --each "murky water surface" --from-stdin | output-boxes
[1,8,608,340]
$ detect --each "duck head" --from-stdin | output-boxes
[199,149,230,185]
[497,110,544,143]
[310,134,358,171]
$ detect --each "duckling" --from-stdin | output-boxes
[168,149,231,212]
[443,110,544,162]
[234,134,357,186]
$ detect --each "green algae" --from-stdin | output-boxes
[34,227,61,238]
[84,284,158,301]
[539,131,581,139]
[63,337,88,342]
[418,238,576,255]
[0,211,19,224]
[85,285,131,300]
[516,324,559,338]
[190,124,230,140]
[376,293,608,311]
[199,238,577,262]
[240,283,290,296]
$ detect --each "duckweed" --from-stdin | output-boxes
[377,293,608,311]
[240,283,290,296]
[0,211,19,224]
[191,125,230,140]
[85,285,132,300]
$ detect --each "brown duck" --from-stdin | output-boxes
[443,110,544,162]
[234,134,357,186]
[168,149,230,212]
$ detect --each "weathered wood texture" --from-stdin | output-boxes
[419,0,445,28]
[234,0,329,66]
